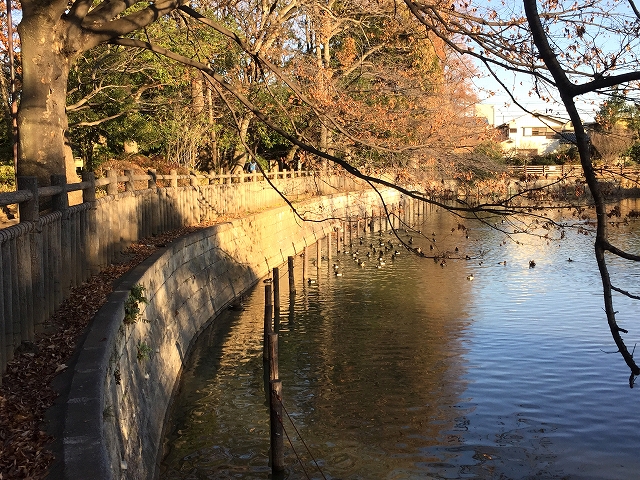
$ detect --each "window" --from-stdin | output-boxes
[523,127,557,138]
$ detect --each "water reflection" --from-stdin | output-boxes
[161,202,640,479]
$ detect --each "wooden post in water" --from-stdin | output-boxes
[327,231,332,261]
[316,241,321,270]
[268,333,279,381]
[270,379,284,473]
[263,285,272,361]
[273,268,280,332]
[302,247,308,283]
[348,219,353,246]
[287,256,296,295]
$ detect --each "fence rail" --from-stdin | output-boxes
[507,164,640,178]
[0,169,364,382]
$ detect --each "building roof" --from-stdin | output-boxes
[497,111,570,128]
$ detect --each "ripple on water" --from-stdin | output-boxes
[161,209,640,480]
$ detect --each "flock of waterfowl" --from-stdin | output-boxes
[302,225,560,286]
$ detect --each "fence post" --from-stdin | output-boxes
[3,240,16,363]
[17,176,38,222]
[51,174,71,301]
[82,171,100,276]
[124,169,134,192]
[148,169,160,235]
[106,169,118,195]
[147,168,157,189]
[13,178,41,338]
[190,173,200,224]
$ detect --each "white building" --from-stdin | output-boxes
[498,112,573,156]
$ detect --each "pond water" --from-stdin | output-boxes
[160,201,640,480]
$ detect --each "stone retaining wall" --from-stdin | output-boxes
[60,188,400,480]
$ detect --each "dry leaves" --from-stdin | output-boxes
[0,225,205,479]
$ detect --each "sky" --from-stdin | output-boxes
[461,0,636,126]
[471,63,602,125]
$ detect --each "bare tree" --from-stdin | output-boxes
[404,0,640,385]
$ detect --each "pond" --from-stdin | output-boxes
[160,200,640,479]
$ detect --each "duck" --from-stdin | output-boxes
[307,278,316,284]
[529,260,536,268]
[567,257,574,262]
[335,272,343,277]
[466,274,474,281]
[498,260,506,266]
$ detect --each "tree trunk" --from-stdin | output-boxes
[191,74,205,114]
[0,69,13,149]
[231,114,251,172]
[17,13,81,187]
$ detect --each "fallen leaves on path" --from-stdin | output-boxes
[0,225,205,479]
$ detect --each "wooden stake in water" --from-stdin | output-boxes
[263,284,272,361]
[268,333,279,381]
[288,256,296,295]
[302,246,308,283]
[270,379,284,473]
[273,267,280,331]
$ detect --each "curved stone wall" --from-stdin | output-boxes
[60,188,400,479]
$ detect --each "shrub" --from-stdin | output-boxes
[0,164,15,193]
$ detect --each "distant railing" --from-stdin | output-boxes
[507,164,640,179]
[0,168,366,382]
[507,164,581,178]
[93,168,316,193]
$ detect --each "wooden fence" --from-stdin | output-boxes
[0,169,365,382]
[507,164,640,179]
